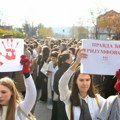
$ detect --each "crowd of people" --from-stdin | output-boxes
[0,37,119,120]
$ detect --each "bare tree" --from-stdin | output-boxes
[90,8,107,39]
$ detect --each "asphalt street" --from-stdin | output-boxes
[34,100,52,120]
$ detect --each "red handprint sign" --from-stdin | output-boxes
[0,38,19,65]
[0,38,24,72]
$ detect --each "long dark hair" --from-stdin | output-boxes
[37,46,50,64]
[69,67,96,120]
[70,67,96,106]
[42,46,50,62]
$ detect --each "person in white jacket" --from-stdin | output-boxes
[59,49,106,120]
[97,69,120,120]
[0,54,36,120]
[47,51,59,109]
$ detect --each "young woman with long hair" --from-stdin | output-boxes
[59,49,106,120]
[0,55,36,120]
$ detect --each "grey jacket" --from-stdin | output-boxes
[97,95,117,120]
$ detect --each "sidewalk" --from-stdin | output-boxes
[34,100,52,120]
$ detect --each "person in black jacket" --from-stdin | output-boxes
[37,46,50,102]
[52,50,73,120]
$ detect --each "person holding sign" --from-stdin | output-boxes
[0,55,36,120]
[58,49,106,120]
[97,69,120,120]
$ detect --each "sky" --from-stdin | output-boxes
[0,0,120,28]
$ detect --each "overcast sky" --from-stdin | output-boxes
[0,0,120,27]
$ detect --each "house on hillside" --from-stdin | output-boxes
[96,10,120,40]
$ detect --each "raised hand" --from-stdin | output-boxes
[20,54,30,73]
[114,69,120,92]
[70,49,88,71]
[75,49,88,63]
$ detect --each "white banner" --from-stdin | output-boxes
[0,38,24,72]
[80,39,120,75]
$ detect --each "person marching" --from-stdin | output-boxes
[97,69,120,120]
[0,54,36,120]
[59,49,106,120]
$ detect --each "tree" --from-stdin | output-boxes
[22,21,37,38]
[90,8,107,39]
[37,24,53,38]
[70,26,88,39]
[0,29,25,38]
[47,27,53,37]
[78,27,89,39]
[22,21,30,37]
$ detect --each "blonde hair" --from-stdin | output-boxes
[0,77,22,120]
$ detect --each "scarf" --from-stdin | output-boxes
[1,106,8,120]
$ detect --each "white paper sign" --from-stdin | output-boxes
[80,39,120,75]
[41,62,48,76]
[0,38,24,72]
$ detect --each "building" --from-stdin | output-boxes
[97,10,120,40]
[0,25,12,30]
